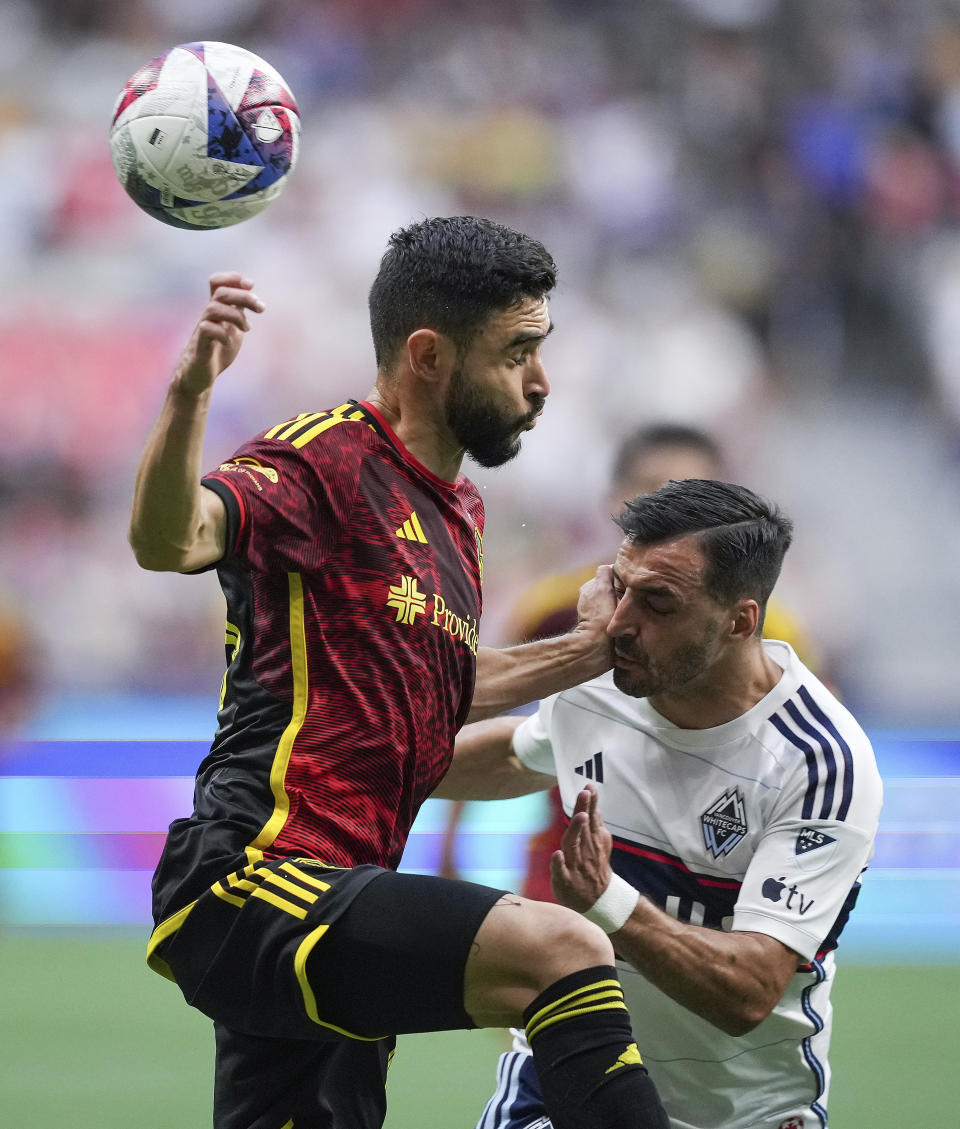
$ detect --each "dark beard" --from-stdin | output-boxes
[611,629,717,699]
[445,367,543,469]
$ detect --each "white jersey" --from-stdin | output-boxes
[505,641,882,1129]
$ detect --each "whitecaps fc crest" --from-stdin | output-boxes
[701,787,748,858]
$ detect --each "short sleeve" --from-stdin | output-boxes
[202,430,362,572]
[512,695,560,777]
[732,740,882,961]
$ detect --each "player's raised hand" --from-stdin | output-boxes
[174,272,265,396]
[550,783,614,911]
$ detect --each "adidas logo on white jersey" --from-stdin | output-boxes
[574,751,604,783]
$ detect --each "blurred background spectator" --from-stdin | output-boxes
[2,0,960,733]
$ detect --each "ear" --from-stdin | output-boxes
[406,329,457,384]
[730,599,761,641]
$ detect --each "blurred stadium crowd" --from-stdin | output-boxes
[2,0,960,729]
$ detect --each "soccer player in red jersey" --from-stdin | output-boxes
[129,217,668,1129]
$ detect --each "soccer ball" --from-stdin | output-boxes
[109,41,300,230]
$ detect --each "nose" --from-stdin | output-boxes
[606,592,636,639]
[525,354,550,401]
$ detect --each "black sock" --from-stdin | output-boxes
[523,965,669,1129]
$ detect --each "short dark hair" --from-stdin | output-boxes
[368,216,557,367]
[611,423,724,487]
[615,479,793,622]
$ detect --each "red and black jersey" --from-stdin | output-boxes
[152,400,485,922]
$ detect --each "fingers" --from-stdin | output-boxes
[573,783,601,827]
[195,278,265,346]
[208,270,254,294]
[576,790,596,835]
[205,273,266,317]
[550,848,568,883]
[202,298,256,334]
[174,275,265,393]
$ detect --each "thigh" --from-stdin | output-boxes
[307,868,506,1035]
[158,857,388,1040]
[157,857,506,1039]
[213,1023,394,1129]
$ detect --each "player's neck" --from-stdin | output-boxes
[647,645,783,730]
[365,385,465,482]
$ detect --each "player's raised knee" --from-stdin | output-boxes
[530,899,613,981]
[503,896,614,989]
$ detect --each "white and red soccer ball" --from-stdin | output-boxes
[109,41,300,229]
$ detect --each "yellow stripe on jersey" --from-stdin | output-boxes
[280,1121,294,1129]
[246,572,308,865]
[291,404,367,448]
[293,924,388,1042]
[146,898,199,982]
[220,621,242,710]
[265,412,326,441]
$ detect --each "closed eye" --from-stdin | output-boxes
[644,600,674,615]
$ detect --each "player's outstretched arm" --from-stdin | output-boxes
[129,273,264,573]
[552,785,799,1037]
[432,715,555,801]
[469,565,616,721]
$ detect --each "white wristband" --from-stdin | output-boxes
[582,874,639,934]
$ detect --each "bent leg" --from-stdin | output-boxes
[464,895,669,1129]
[463,893,613,1025]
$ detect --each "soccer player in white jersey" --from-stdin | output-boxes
[435,478,882,1129]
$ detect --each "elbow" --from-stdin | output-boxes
[129,531,184,573]
[717,1014,759,1038]
[716,997,776,1037]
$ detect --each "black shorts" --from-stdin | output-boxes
[149,857,506,1129]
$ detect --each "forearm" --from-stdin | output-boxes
[129,384,218,571]
[433,716,552,800]
[611,897,794,1035]
[469,632,611,722]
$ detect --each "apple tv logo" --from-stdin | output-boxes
[761,876,815,915]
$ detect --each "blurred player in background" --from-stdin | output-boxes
[0,594,38,740]
[439,424,813,894]
[436,477,882,1129]
[129,216,668,1129]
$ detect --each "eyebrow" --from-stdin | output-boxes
[505,322,555,349]
[612,568,678,599]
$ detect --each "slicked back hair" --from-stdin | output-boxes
[615,479,794,626]
[368,215,557,368]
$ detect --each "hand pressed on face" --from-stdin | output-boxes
[576,564,617,635]
[550,784,614,912]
